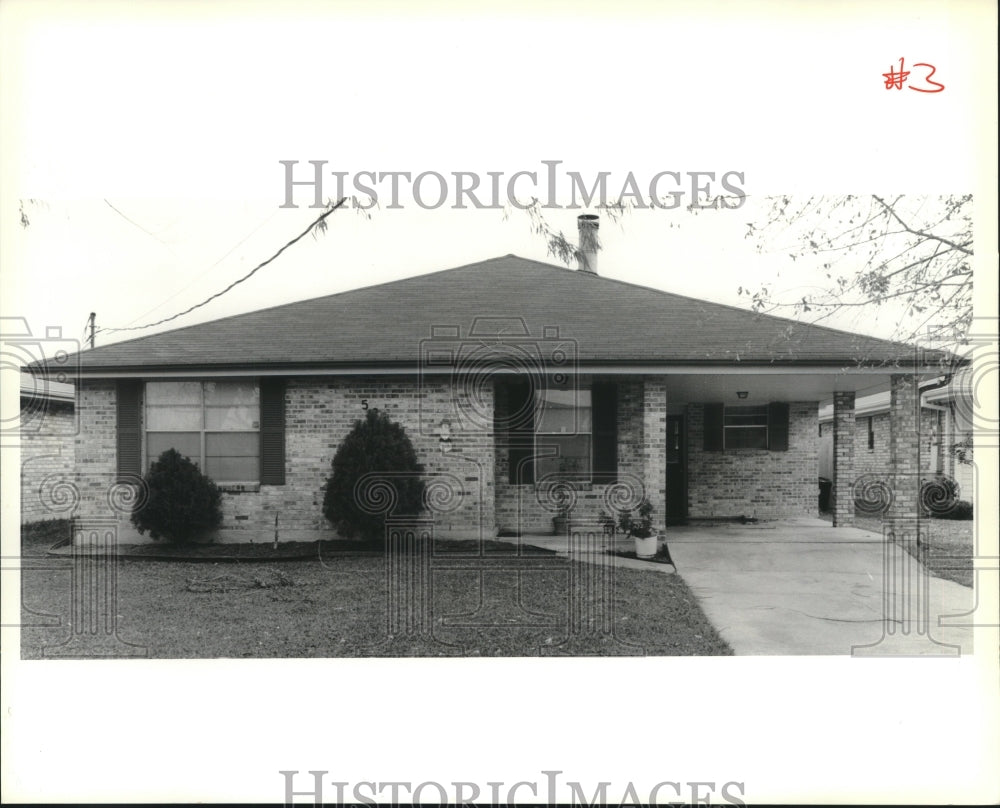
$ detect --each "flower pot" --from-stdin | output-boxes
[634,534,657,559]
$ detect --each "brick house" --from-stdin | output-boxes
[32,218,959,543]
[818,371,975,506]
[19,373,77,524]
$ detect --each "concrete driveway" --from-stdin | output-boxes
[666,518,975,655]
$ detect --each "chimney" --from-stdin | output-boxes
[577,214,599,274]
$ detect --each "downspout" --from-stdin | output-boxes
[919,375,953,476]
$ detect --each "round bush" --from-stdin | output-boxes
[933,500,973,521]
[131,448,223,542]
[322,409,425,541]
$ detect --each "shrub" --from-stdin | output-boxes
[933,500,973,521]
[322,409,425,541]
[919,475,960,516]
[131,448,222,542]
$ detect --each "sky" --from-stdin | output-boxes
[2,1,994,357]
[1,1,998,805]
[10,194,896,351]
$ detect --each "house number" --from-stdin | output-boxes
[361,399,368,410]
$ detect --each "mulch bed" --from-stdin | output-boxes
[41,535,556,562]
[607,548,677,567]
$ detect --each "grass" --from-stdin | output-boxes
[20,522,731,658]
[821,512,974,588]
[856,515,974,589]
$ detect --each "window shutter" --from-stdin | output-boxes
[592,382,618,483]
[116,380,142,482]
[260,378,286,485]
[768,402,789,451]
[506,379,534,485]
[703,403,724,451]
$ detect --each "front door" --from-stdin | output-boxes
[665,414,687,523]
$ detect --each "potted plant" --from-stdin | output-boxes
[618,497,658,559]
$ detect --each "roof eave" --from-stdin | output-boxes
[54,355,962,379]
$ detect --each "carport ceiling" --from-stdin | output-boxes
[662,372,929,404]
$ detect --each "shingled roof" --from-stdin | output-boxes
[52,255,950,373]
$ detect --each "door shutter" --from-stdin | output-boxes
[116,380,143,482]
[768,401,790,451]
[260,378,286,485]
[703,403,724,452]
[506,379,534,485]
[592,382,618,483]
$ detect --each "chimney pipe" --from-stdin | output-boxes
[577,214,599,274]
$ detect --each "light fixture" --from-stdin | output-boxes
[438,419,453,452]
[736,391,749,399]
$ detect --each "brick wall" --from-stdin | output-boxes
[74,380,120,532]
[832,391,856,526]
[642,377,668,522]
[820,409,939,483]
[686,401,819,520]
[888,374,922,538]
[19,399,77,523]
[70,374,832,540]
[72,376,495,543]
[853,410,938,479]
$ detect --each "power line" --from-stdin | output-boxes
[121,207,281,327]
[99,199,347,335]
[104,199,178,254]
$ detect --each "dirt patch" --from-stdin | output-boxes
[185,569,296,592]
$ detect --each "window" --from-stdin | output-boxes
[535,384,592,479]
[703,402,789,451]
[145,380,260,482]
[724,405,769,449]
[501,379,617,485]
[867,416,875,450]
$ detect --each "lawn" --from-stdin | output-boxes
[844,514,974,588]
[20,522,732,659]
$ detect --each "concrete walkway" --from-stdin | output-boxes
[663,518,975,655]
[521,519,975,655]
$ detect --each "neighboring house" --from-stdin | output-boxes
[818,371,975,504]
[28,217,959,543]
[19,372,77,523]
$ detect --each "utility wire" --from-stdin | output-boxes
[104,199,178,254]
[99,199,347,334]
[121,207,281,327]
